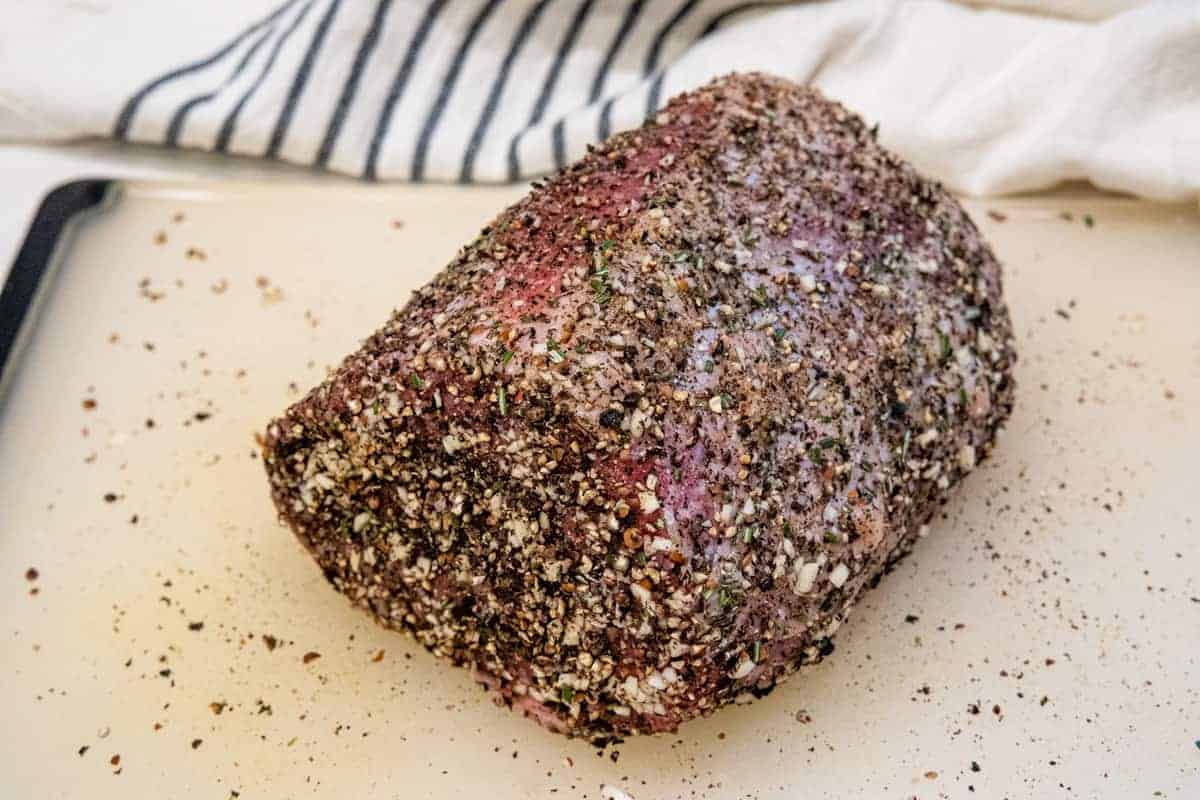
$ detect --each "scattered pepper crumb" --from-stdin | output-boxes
[302,651,321,664]
[260,285,285,305]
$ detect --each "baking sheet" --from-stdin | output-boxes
[1,180,1196,798]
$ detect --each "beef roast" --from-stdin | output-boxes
[262,72,1016,740]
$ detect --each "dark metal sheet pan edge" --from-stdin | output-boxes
[0,179,116,401]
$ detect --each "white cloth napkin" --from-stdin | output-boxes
[1,0,1196,199]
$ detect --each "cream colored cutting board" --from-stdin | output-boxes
[1,181,1197,799]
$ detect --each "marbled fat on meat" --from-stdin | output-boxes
[262,73,1016,740]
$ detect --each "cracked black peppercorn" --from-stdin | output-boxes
[599,409,623,429]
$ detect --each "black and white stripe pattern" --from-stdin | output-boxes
[113,0,787,182]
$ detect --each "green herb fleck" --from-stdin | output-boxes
[742,526,756,544]
[819,436,838,449]
[1083,214,1095,228]
[783,521,793,538]
[808,447,825,465]
[498,385,508,416]
[547,337,565,364]
[719,393,734,411]
[753,286,769,307]
[958,387,968,408]
[704,359,715,373]
[752,641,762,663]
[591,250,611,305]
[939,332,952,362]
[500,348,514,365]
[409,374,423,390]
[560,686,574,703]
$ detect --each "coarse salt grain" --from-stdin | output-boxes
[731,656,756,679]
[794,561,820,594]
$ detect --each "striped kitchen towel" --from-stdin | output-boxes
[1,0,1197,198]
